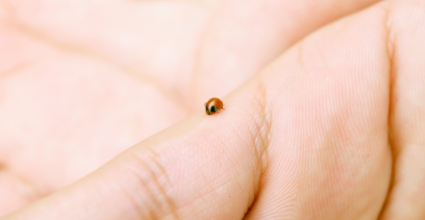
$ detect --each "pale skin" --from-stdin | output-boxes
[0,0,424,219]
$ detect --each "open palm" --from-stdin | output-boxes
[1,0,425,219]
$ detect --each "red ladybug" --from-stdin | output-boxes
[205,98,224,115]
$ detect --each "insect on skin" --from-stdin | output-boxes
[204,97,224,115]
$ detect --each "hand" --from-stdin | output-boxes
[1,0,424,219]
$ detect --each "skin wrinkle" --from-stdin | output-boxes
[252,78,272,178]
[114,171,152,220]
[75,171,109,219]
[241,103,264,216]
[170,134,234,212]
[142,145,173,188]
[142,152,180,220]
[378,1,396,219]
[218,114,260,212]
[138,154,180,220]
[194,176,239,218]
[174,172,215,215]
[118,151,180,220]
[169,138,225,197]
[187,157,239,202]
[116,156,160,220]
[175,164,239,218]
[242,78,272,218]
[194,188,229,219]
[224,104,264,170]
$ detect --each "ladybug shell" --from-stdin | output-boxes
[204,98,224,115]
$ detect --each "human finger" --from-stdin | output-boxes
[243,2,392,219]
[193,0,383,107]
[1,81,271,219]
[380,0,425,219]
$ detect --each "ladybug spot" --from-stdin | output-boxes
[210,106,217,112]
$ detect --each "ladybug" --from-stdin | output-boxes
[204,97,224,115]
